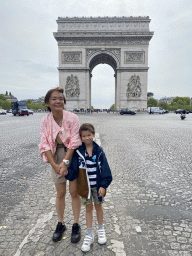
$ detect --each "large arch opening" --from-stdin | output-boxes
[91,64,115,109]
[89,53,117,110]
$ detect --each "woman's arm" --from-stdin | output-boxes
[45,150,60,175]
[58,148,74,176]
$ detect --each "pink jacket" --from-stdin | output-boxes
[39,110,82,162]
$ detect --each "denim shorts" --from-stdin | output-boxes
[81,187,104,205]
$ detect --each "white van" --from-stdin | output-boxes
[148,107,166,114]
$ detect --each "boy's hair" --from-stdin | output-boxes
[79,123,95,136]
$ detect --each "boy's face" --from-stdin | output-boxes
[81,130,95,146]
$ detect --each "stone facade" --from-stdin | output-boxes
[53,17,154,111]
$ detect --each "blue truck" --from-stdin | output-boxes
[12,101,29,116]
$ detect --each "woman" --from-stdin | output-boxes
[39,87,82,243]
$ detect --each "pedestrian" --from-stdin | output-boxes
[66,123,112,252]
[39,87,82,243]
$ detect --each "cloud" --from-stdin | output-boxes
[0,0,192,106]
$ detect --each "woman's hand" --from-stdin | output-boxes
[98,187,106,197]
[58,162,68,176]
[52,164,61,175]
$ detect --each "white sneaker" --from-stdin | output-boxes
[81,235,94,252]
[98,228,107,244]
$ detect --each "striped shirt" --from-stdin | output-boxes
[85,150,97,188]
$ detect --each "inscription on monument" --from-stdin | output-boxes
[58,38,149,46]
[125,51,145,63]
[62,52,82,64]
[126,75,142,98]
[65,75,80,98]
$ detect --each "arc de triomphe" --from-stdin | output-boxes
[53,17,154,111]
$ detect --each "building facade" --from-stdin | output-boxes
[53,17,154,111]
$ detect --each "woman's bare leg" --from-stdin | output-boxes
[55,182,66,223]
[69,180,81,223]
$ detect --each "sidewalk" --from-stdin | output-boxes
[0,137,122,256]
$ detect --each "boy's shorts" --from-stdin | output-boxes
[81,187,104,206]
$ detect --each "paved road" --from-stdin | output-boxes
[0,112,192,256]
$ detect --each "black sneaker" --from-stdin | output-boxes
[71,223,81,243]
[52,222,66,242]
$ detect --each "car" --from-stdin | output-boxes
[7,109,12,113]
[0,109,7,115]
[120,109,136,115]
[175,109,189,114]
[28,109,33,115]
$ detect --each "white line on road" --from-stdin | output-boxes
[14,211,54,256]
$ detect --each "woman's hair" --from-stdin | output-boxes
[44,87,66,112]
[79,123,95,136]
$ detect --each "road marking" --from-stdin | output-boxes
[14,211,54,256]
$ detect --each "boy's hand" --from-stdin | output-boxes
[58,162,68,176]
[98,187,106,197]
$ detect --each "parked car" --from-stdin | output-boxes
[120,109,136,115]
[0,109,6,115]
[175,109,189,114]
[28,109,33,115]
[7,109,12,113]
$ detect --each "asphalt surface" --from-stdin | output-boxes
[0,112,192,256]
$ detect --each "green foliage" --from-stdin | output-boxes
[147,98,158,107]
[91,106,94,109]
[167,97,192,111]
[110,104,115,110]
[1,100,11,110]
[157,101,169,110]
[0,94,11,110]
[172,97,190,105]
[26,100,32,105]
[0,94,7,101]
[27,102,45,110]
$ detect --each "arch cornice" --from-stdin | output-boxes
[87,49,120,69]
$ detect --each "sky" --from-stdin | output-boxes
[0,0,192,109]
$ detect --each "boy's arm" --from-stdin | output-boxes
[99,150,113,189]
[65,151,79,181]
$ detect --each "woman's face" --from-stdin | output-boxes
[46,91,65,112]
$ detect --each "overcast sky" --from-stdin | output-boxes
[0,0,191,108]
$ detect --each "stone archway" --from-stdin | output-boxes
[88,51,117,108]
[53,17,154,111]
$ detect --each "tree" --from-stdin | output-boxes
[147,98,158,107]
[172,97,190,105]
[110,104,115,110]
[1,99,11,110]
[147,92,154,98]
[157,101,169,110]
[0,94,6,101]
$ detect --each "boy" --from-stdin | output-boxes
[66,123,112,252]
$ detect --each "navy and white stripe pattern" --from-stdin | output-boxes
[85,151,97,188]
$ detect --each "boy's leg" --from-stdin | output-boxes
[81,203,94,252]
[69,180,81,243]
[94,203,103,225]
[86,203,93,228]
[94,203,106,244]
